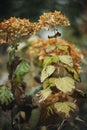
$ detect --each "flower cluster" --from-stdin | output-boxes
[37,11,70,30]
[0,17,36,44]
[0,11,70,44]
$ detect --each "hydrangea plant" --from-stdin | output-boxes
[0,11,86,130]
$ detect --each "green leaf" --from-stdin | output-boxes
[0,85,14,105]
[56,44,68,52]
[58,55,73,67]
[43,56,58,67]
[14,60,30,76]
[55,76,75,94]
[45,45,56,53]
[53,102,78,119]
[43,78,56,89]
[64,65,81,82]
[41,65,56,82]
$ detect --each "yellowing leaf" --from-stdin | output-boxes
[56,44,68,52]
[43,56,58,67]
[45,45,56,53]
[64,65,81,82]
[35,88,52,103]
[55,76,75,94]
[53,102,78,119]
[41,65,55,82]
[43,78,56,89]
[58,55,73,67]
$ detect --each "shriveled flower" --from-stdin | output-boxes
[42,93,60,107]
[0,17,36,44]
[0,11,70,44]
[40,91,69,108]
[36,11,70,30]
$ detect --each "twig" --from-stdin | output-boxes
[57,119,66,130]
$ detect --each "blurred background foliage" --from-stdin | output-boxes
[0,0,87,130]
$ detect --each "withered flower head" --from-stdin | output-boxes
[37,11,70,30]
[0,11,70,44]
[0,17,36,44]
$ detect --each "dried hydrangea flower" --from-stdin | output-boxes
[0,17,36,44]
[0,11,70,44]
[37,11,70,30]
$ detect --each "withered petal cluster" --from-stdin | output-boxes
[29,38,83,73]
[0,11,70,44]
[37,11,70,30]
[0,17,36,44]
